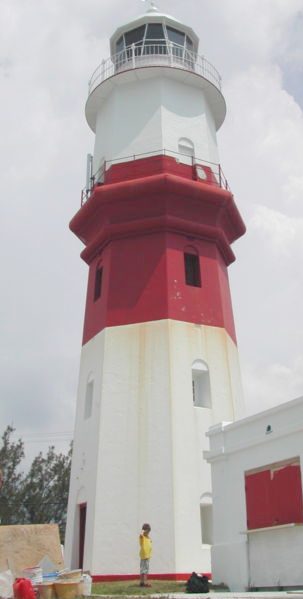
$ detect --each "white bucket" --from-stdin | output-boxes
[81,574,92,596]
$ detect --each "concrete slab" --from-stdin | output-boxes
[89,593,303,599]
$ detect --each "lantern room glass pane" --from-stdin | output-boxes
[186,36,193,50]
[166,26,185,47]
[116,36,124,54]
[125,25,146,47]
[145,23,164,40]
[144,23,166,54]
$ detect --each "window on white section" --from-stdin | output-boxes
[200,495,213,544]
[192,360,211,408]
[178,137,195,158]
[84,379,94,419]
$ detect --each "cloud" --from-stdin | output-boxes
[250,206,303,256]
[0,0,302,458]
[243,356,303,415]
[220,64,303,215]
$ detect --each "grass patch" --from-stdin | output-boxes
[92,579,187,595]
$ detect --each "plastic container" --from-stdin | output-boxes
[0,569,14,599]
[81,575,92,596]
[42,573,59,583]
[57,571,81,582]
[22,567,43,585]
[54,581,79,599]
[37,582,56,599]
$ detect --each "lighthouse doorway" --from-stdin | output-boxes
[79,503,87,569]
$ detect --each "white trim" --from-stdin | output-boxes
[241,523,303,534]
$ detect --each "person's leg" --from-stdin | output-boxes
[144,560,151,586]
[140,560,145,586]
[140,560,151,586]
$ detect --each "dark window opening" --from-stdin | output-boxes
[184,253,201,287]
[79,503,87,569]
[94,267,103,301]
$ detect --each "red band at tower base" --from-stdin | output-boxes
[92,572,212,582]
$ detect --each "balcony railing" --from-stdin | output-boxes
[88,41,222,97]
[80,149,229,206]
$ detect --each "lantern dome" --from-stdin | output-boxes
[109,6,199,59]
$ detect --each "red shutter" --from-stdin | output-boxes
[245,470,271,529]
[271,464,303,525]
[245,462,303,530]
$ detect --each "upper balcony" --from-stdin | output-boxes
[88,41,222,97]
[85,40,226,132]
[86,10,226,130]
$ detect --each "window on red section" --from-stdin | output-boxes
[184,252,201,287]
[94,266,103,301]
[245,460,303,530]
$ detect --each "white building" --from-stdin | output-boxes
[65,4,245,579]
[206,396,303,591]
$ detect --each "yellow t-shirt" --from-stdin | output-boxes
[139,533,152,559]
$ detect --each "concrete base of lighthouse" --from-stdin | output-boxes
[65,318,244,578]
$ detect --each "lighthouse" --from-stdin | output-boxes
[65,3,246,579]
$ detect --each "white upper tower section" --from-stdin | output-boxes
[86,4,226,175]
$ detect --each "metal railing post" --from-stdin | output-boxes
[101,59,106,83]
[88,45,222,96]
[80,150,230,206]
[169,42,173,65]
[218,165,222,188]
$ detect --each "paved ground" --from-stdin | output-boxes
[90,593,303,599]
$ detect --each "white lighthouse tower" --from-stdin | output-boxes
[65,3,246,579]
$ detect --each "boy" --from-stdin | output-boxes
[139,523,152,587]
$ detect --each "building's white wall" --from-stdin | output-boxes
[93,80,163,172]
[160,79,219,164]
[249,526,303,588]
[65,319,243,576]
[207,397,303,591]
[92,76,219,173]
[65,333,106,569]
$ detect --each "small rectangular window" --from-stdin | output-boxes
[184,253,201,287]
[84,380,94,419]
[94,267,103,301]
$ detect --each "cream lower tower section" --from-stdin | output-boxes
[65,5,246,578]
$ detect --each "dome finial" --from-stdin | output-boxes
[141,0,159,13]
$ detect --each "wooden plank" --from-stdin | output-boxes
[0,524,64,575]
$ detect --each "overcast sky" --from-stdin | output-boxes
[1,0,303,465]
